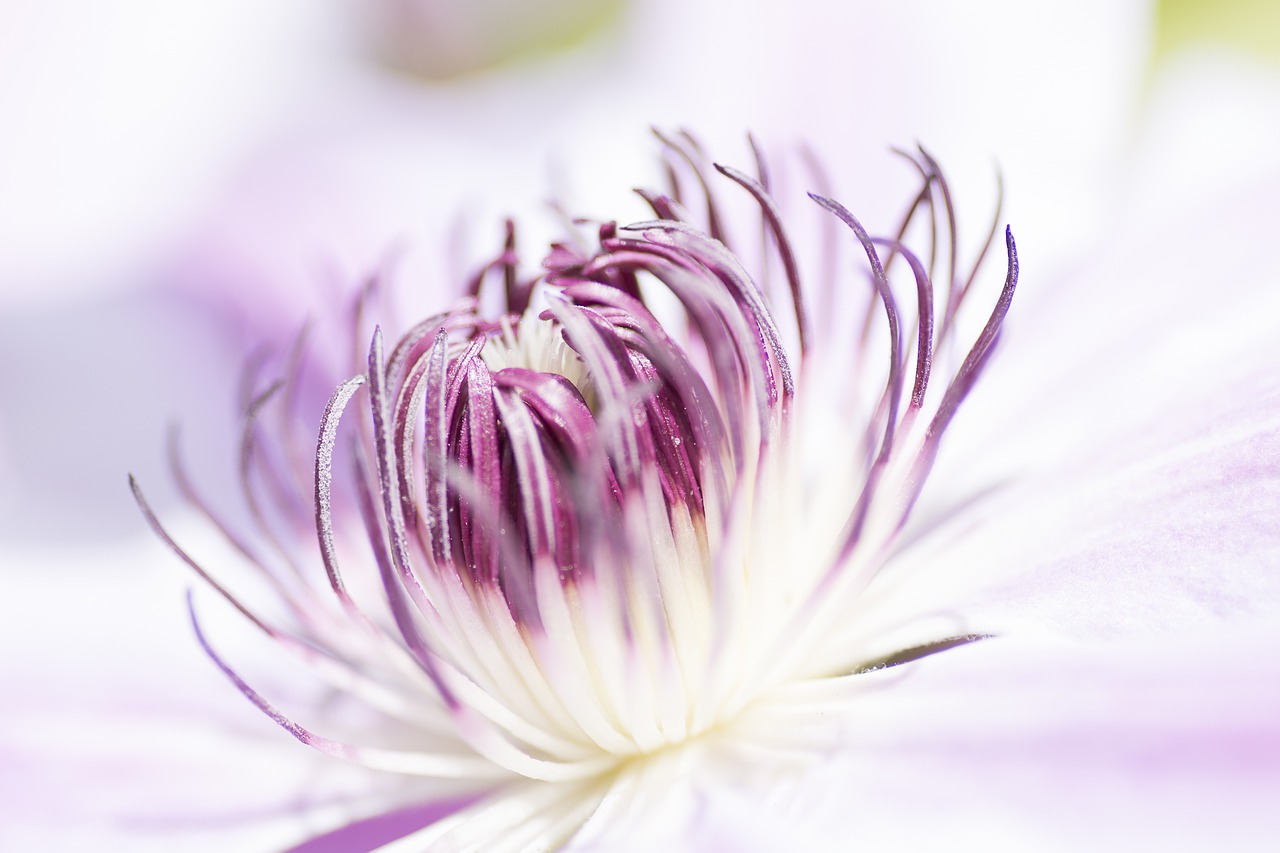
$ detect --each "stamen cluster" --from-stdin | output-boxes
[134,136,1018,849]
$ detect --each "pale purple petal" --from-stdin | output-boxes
[864,368,1280,644]
[576,630,1280,850]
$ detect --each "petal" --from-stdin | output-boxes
[574,630,1280,850]
[874,366,1280,642]
[282,795,480,853]
[0,287,246,544]
[0,532,472,851]
[874,57,1280,641]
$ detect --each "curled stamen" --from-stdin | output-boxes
[945,168,1005,339]
[715,163,811,357]
[808,194,903,467]
[871,238,934,410]
[928,225,1020,442]
[652,127,724,243]
[314,374,368,603]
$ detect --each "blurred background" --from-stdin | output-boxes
[1,0,1278,848]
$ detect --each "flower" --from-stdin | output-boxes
[132,137,1021,850]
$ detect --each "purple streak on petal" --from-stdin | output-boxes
[607,227,651,305]
[463,221,524,312]
[314,374,368,603]
[502,219,519,309]
[493,383,558,558]
[715,163,811,357]
[871,238,934,409]
[283,795,484,853]
[464,220,528,314]
[502,219,537,316]
[396,331,480,547]
[464,243,510,301]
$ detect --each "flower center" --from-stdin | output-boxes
[134,139,1020,850]
[479,312,597,409]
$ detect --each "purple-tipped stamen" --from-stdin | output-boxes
[136,139,1021,850]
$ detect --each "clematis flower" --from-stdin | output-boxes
[8,2,1280,849]
[133,138,1024,850]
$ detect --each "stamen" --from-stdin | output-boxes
[807,194,903,468]
[314,374,368,603]
[236,380,311,582]
[901,226,1019,518]
[187,593,508,779]
[916,145,959,310]
[870,238,934,410]
[144,138,1022,850]
[278,320,317,504]
[167,424,269,578]
[420,331,452,563]
[945,168,1005,339]
[714,163,811,357]
[652,127,724,243]
[851,633,993,674]
[365,327,457,705]
[626,221,795,407]
[927,226,1020,443]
